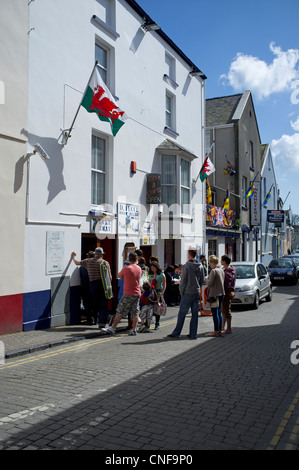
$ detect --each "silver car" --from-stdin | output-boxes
[231,262,272,309]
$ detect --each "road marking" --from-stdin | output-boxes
[267,390,299,449]
[0,319,178,371]
[0,404,56,425]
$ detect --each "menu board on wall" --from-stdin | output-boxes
[146,173,161,204]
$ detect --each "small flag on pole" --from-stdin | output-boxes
[245,173,258,199]
[263,184,273,208]
[200,156,215,183]
[223,160,236,176]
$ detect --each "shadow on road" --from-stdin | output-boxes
[1,286,299,451]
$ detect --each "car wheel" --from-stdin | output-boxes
[292,278,298,285]
[253,292,259,309]
[265,287,272,302]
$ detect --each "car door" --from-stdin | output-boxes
[257,263,268,298]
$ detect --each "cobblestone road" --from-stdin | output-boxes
[0,285,299,455]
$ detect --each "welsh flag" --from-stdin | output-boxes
[200,156,215,182]
[81,66,126,136]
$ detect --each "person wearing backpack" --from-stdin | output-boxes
[72,247,112,328]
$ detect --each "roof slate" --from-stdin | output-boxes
[206,94,243,127]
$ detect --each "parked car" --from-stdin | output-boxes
[267,258,298,285]
[283,255,299,278]
[231,262,272,309]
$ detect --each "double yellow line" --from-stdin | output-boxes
[0,319,177,371]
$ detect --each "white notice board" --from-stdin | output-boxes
[46,231,64,274]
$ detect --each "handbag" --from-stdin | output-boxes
[153,295,167,316]
[207,297,219,308]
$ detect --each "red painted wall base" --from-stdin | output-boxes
[0,294,23,335]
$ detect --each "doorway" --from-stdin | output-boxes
[81,234,118,314]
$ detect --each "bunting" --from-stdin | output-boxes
[223,160,236,176]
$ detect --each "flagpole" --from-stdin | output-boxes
[63,61,99,145]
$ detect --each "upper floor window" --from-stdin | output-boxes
[181,159,190,213]
[165,53,176,81]
[165,92,173,128]
[161,155,191,215]
[95,43,108,84]
[91,134,106,205]
[249,141,254,169]
[162,155,177,206]
[95,0,114,27]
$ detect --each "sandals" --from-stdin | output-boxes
[206,331,222,337]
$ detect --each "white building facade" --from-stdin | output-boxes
[260,144,279,266]
[1,0,206,332]
[0,0,29,334]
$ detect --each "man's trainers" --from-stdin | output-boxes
[138,325,146,333]
[128,330,137,336]
[102,326,116,334]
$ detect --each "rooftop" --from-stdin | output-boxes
[206,93,243,127]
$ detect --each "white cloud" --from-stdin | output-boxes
[221,42,299,100]
[291,116,299,131]
[271,133,299,171]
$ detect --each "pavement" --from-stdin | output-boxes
[1,309,181,359]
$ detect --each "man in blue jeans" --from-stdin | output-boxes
[167,249,205,339]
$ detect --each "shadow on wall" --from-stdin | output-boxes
[14,129,66,204]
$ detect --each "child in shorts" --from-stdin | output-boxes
[138,282,157,332]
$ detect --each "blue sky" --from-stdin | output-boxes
[137,0,299,214]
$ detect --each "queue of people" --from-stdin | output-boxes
[71,246,236,339]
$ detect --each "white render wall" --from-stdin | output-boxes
[0,0,28,297]
[24,0,204,296]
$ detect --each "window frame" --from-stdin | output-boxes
[161,155,192,215]
[91,133,107,206]
[161,154,177,207]
[249,141,254,170]
[180,158,191,215]
[95,42,109,85]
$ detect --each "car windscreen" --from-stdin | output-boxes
[233,265,255,279]
[285,257,299,266]
[268,259,293,268]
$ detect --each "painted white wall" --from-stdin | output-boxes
[0,0,28,296]
[261,145,278,266]
[24,0,204,295]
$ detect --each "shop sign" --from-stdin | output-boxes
[141,221,157,245]
[146,173,161,204]
[118,203,139,236]
[250,182,260,226]
[267,210,284,223]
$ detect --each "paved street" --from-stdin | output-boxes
[0,284,299,455]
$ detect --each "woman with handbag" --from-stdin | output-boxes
[206,255,225,337]
[149,261,166,330]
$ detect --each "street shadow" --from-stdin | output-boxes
[1,288,299,451]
